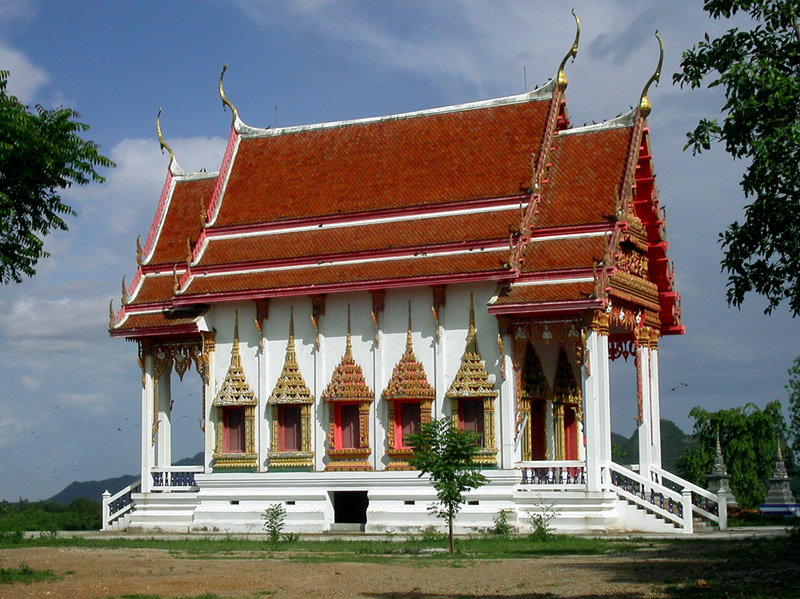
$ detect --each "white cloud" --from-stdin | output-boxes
[20,374,41,391]
[0,42,48,104]
[0,416,36,449]
[55,392,113,416]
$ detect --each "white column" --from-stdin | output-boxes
[583,328,610,492]
[313,326,326,472]
[372,319,384,471]
[498,333,515,468]
[545,399,555,459]
[259,327,268,471]
[156,373,172,469]
[203,338,216,473]
[649,345,662,469]
[140,352,155,493]
[636,342,653,481]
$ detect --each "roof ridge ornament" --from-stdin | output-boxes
[638,31,663,119]
[219,64,239,128]
[156,108,184,175]
[556,9,581,92]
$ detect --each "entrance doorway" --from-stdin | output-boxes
[332,491,368,527]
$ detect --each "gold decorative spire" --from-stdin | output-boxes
[553,346,581,403]
[269,308,314,404]
[156,107,176,167]
[322,305,374,401]
[136,235,144,266]
[383,304,435,399]
[638,31,664,118]
[219,63,239,128]
[446,295,498,399]
[121,275,127,305]
[213,311,257,406]
[108,298,115,328]
[557,10,581,91]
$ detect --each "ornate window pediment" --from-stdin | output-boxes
[383,308,434,469]
[446,295,498,465]
[212,312,258,470]
[323,309,374,471]
[268,309,314,469]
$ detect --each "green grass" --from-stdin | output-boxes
[0,562,59,585]
[0,533,644,561]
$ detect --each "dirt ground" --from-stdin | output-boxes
[0,543,716,599]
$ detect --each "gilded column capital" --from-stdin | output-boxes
[588,310,609,335]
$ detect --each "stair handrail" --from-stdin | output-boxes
[605,461,691,531]
[102,478,141,531]
[650,465,724,527]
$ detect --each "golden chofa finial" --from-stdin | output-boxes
[557,9,581,91]
[219,63,239,127]
[639,31,664,119]
[155,107,175,167]
[136,235,144,266]
[109,299,115,328]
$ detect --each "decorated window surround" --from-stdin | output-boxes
[322,308,374,471]
[267,309,314,469]
[382,308,435,470]
[212,312,258,470]
[446,296,499,465]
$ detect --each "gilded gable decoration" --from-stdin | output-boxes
[268,309,314,469]
[212,311,258,470]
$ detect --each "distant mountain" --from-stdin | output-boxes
[611,419,695,471]
[46,452,204,505]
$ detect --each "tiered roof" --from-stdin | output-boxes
[110,26,683,339]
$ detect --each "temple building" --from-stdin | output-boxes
[105,21,730,534]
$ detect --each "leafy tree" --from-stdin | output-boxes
[0,70,114,283]
[676,401,786,508]
[788,356,800,458]
[673,1,800,315]
[408,417,487,553]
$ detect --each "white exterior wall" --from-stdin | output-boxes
[125,283,674,535]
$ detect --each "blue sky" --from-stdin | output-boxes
[0,0,796,502]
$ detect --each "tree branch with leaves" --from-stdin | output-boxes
[0,70,114,284]
[674,0,800,315]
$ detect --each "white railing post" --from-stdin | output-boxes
[718,489,728,531]
[102,490,111,531]
[681,489,693,534]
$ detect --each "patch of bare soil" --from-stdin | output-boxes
[0,545,696,599]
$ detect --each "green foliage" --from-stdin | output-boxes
[673,1,800,315]
[0,70,114,284]
[491,509,511,536]
[261,503,286,544]
[0,562,58,585]
[788,356,800,458]
[407,417,487,552]
[676,402,786,508]
[0,497,101,531]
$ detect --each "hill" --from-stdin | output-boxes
[611,419,694,471]
[46,452,204,505]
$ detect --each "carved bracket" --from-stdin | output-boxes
[431,286,446,344]
[370,290,385,348]
[310,294,326,351]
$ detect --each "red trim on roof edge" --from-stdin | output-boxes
[488,298,604,315]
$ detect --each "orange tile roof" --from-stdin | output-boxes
[492,281,595,306]
[199,209,520,267]
[534,126,632,228]
[128,275,176,306]
[214,100,549,227]
[520,235,608,273]
[182,250,511,299]
[149,176,216,266]
[112,311,200,334]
